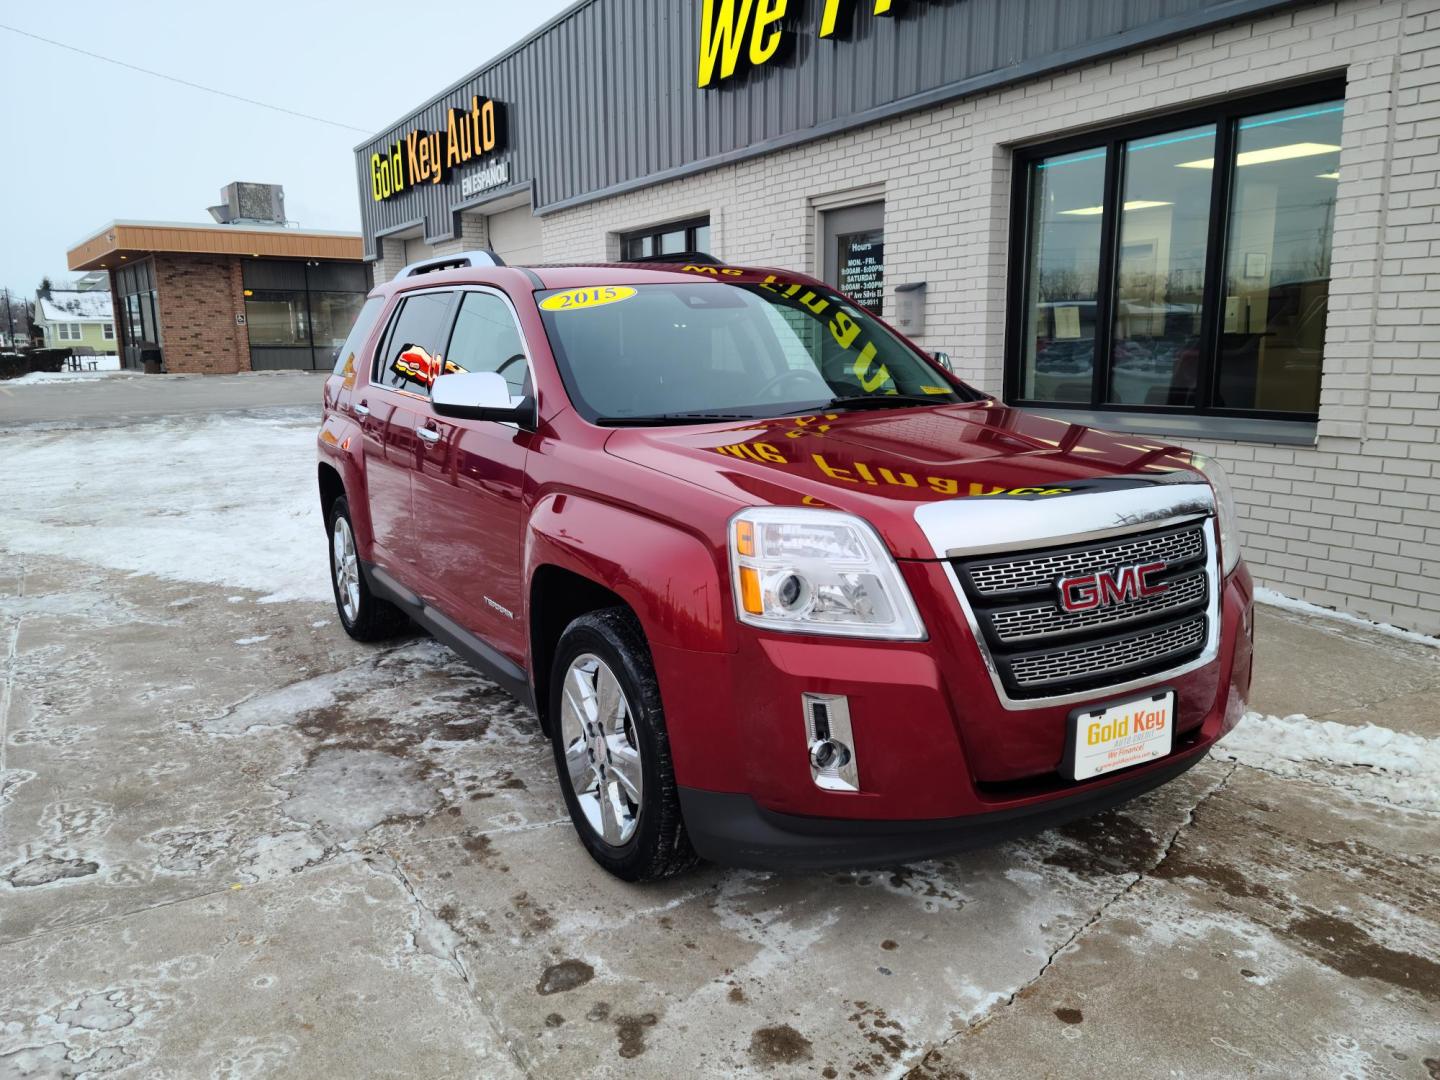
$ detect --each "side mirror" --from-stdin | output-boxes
[932,351,953,373]
[431,371,535,427]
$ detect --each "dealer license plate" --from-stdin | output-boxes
[1067,691,1175,780]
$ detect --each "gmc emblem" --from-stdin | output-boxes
[1058,561,1168,613]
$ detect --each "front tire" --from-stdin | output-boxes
[549,608,699,882]
[327,495,409,642]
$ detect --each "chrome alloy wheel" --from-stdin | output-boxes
[331,515,361,623]
[559,653,643,846]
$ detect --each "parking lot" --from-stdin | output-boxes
[1,381,1437,1078]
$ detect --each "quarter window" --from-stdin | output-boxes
[331,296,384,377]
[1009,85,1344,420]
[444,292,529,398]
[375,291,456,392]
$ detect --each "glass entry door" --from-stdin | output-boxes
[822,201,885,316]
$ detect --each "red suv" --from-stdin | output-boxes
[318,251,1253,881]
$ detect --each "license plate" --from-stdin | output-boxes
[1067,691,1175,780]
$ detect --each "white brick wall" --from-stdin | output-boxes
[536,0,1440,635]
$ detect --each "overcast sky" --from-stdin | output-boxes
[0,0,575,294]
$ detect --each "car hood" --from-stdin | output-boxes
[603,401,1205,559]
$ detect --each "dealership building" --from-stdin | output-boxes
[68,184,367,374]
[355,0,1440,635]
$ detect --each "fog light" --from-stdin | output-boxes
[808,737,851,771]
[802,692,859,792]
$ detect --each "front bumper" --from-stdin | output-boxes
[650,563,1253,867]
[679,746,1208,871]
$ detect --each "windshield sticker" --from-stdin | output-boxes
[540,286,637,312]
[757,275,894,393]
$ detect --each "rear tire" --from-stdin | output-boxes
[327,495,409,642]
[549,607,700,882]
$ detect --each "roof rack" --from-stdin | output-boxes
[399,249,506,278]
[623,251,722,265]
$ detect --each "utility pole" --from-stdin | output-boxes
[2,289,14,347]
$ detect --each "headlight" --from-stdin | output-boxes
[1192,455,1241,575]
[728,507,926,640]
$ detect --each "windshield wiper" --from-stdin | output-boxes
[819,394,951,411]
[595,411,762,426]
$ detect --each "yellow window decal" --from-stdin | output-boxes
[539,286,637,312]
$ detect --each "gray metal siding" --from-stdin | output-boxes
[355,0,1309,257]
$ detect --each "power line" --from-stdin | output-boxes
[0,22,371,135]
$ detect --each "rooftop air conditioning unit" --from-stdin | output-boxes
[208,182,286,225]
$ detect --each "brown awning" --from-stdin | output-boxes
[69,222,363,271]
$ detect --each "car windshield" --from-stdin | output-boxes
[536,279,970,423]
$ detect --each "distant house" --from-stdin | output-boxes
[0,292,32,350]
[33,288,117,356]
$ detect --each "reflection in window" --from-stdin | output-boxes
[1011,89,1343,419]
[1108,124,1215,407]
[1020,147,1107,403]
[620,217,711,260]
[245,290,308,346]
[1216,102,1342,412]
[309,292,367,349]
[446,292,529,397]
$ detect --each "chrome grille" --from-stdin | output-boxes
[988,571,1207,644]
[1007,616,1207,689]
[964,527,1205,597]
[950,520,1214,701]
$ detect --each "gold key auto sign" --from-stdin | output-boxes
[371,96,507,201]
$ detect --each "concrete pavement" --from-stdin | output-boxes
[0,371,326,426]
[1,559,1435,1077]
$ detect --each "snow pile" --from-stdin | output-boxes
[6,366,125,385]
[0,412,328,603]
[1219,712,1440,812]
[1254,586,1439,648]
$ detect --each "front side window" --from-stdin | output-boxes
[445,291,529,398]
[537,279,966,423]
[1010,88,1343,419]
[375,291,455,392]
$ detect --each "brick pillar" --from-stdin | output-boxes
[229,258,252,372]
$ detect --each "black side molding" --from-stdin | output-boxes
[364,562,535,712]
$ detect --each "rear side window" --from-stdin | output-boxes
[445,292,530,398]
[331,296,384,377]
[375,291,456,392]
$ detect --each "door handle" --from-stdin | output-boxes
[353,400,370,417]
[415,425,441,444]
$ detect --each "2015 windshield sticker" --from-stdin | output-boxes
[539,286,637,312]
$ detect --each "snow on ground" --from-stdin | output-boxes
[4,368,128,386]
[1254,586,1439,648]
[1219,711,1440,812]
[0,412,327,602]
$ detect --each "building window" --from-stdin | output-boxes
[242,260,368,370]
[1008,83,1344,420]
[55,323,82,341]
[621,217,710,260]
[102,322,115,340]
